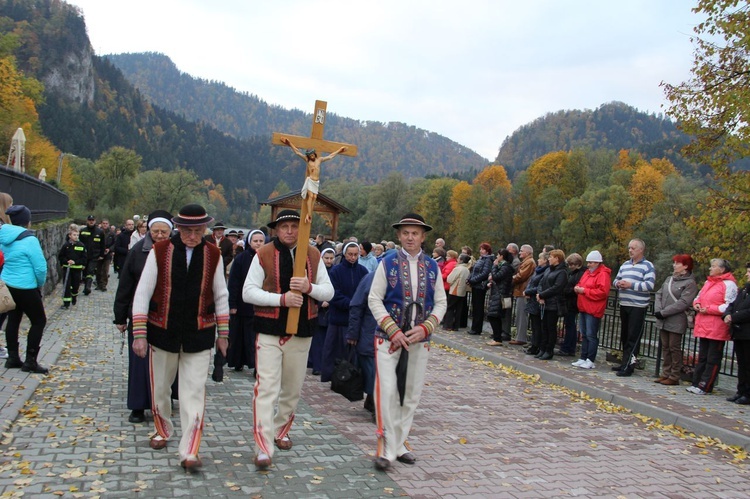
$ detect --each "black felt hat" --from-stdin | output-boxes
[212,220,228,231]
[391,213,433,232]
[172,204,214,226]
[267,209,301,229]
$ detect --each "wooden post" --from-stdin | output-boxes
[272,100,357,334]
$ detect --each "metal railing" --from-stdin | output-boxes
[469,288,737,379]
[0,165,69,222]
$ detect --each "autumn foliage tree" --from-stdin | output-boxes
[663,0,750,269]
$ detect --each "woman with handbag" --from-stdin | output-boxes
[0,205,48,373]
[653,254,698,385]
[486,249,514,346]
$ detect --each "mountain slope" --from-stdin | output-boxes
[495,102,693,176]
[106,52,490,181]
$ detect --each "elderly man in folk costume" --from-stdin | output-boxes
[368,213,447,472]
[243,209,334,470]
[131,204,229,472]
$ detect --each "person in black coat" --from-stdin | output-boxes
[113,219,134,276]
[467,243,493,335]
[113,210,176,424]
[559,253,585,356]
[524,253,549,356]
[535,249,568,360]
[225,230,266,373]
[724,263,750,405]
[486,249,514,346]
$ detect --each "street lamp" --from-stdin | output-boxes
[57,153,77,184]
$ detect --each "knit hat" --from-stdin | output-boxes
[585,250,603,263]
[147,209,173,230]
[6,205,31,227]
[172,204,213,226]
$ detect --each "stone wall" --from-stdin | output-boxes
[35,221,72,295]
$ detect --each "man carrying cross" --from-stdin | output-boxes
[243,209,334,470]
[280,137,346,224]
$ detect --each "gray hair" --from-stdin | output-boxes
[506,243,519,254]
[521,244,533,255]
[711,258,732,273]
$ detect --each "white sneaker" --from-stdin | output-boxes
[686,386,706,395]
[571,359,585,367]
[0,346,7,359]
[580,359,596,369]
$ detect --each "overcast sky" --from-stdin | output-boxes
[66,0,700,161]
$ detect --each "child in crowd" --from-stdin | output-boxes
[57,228,87,308]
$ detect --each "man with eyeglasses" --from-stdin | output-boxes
[131,204,229,472]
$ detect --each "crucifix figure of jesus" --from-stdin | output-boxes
[272,100,357,334]
[280,138,347,224]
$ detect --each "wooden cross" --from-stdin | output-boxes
[272,100,357,334]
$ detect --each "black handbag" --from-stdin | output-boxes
[331,347,364,402]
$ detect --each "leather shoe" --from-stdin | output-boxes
[534,351,545,359]
[616,368,634,377]
[509,340,526,345]
[524,347,540,355]
[254,453,272,470]
[128,410,145,423]
[374,457,391,471]
[180,456,202,472]
[654,377,667,383]
[396,452,416,465]
[149,436,167,450]
[735,395,750,405]
[727,393,742,402]
[467,331,482,336]
[275,436,293,450]
[539,352,553,360]
[611,365,624,372]
[660,378,679,386]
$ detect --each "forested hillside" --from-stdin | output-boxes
[106,52,489,181]
[495,102,699,177]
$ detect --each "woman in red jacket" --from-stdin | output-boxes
[572,250,611,370]
[687,259,738,394]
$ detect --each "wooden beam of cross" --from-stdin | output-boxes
[272,100,358,334]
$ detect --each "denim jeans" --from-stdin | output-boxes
[579,312,601,362]
[561,311,578,353]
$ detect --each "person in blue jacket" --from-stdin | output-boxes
[346,271,377,418]
[320,242,369,382]
[0,205,48,373]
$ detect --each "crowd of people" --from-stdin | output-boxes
[3,195,750,474]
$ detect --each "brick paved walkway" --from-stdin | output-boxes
[1,281,749,497]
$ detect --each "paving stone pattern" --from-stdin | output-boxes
[0,281,748,497]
